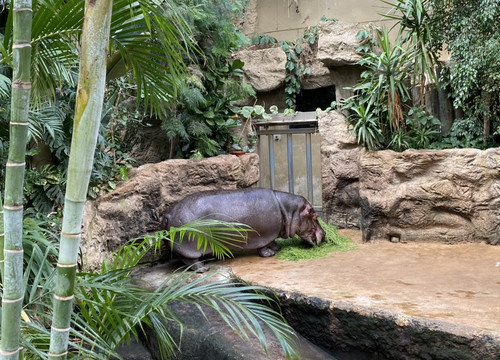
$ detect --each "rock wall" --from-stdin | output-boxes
[359,148,500,244]
[236,21,371,108]
[81,154,260,270]
[318,110,362,228]
[319,110,500,245]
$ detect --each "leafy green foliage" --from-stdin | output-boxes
[162,0,256,158]
[340,0,499,150]
[0,82,137,214]
[340,28,424,150]
[383,0,440,92]
[275,219,355,261]
[279,25,319,110]
[381,0,500,148]
[24,165,66,215]
[0,0,194,114]
[251,34,279,47]
[0,0,197,212]
[167,219,255,260]
[10,217,299,359]
[389,107,441,151]
[431,0,500,147]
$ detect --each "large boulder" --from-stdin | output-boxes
[318,110,362,228]
[317,21,372,66]
[235,47,287,92]
[81,154,260,270]
[359,148,500,244]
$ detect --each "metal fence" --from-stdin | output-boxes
[254,112,322,215]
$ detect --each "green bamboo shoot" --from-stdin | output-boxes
[48,1,113,359]
[0,1,32,359]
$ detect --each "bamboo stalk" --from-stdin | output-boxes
[0,194,5,282]
[48,1,113,358]
[0,1,32,359]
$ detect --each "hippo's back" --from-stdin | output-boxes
[164,188,284,255]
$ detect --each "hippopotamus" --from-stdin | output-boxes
[161,187,325,271]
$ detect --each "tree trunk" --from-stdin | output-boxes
[48,1,113,359]
[0,1,32,359]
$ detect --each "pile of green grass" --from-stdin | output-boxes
[275,218,356,261]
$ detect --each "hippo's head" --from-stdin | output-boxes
[296,203,325,246]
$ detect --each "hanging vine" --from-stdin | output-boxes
[252,18,336,110]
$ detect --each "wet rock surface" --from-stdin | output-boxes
[136,263,338,360]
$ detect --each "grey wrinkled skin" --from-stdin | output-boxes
[161,188,326,272]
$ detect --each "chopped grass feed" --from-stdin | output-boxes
[275,218,356,261]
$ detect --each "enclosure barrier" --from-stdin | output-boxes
[254,112,322,215]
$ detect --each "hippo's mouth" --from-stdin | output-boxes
[302,234,317,247]
[315,227,325,245]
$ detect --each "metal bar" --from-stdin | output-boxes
[255,128,318,135]
[287,133,294,194]
[254,119,318,126]
[257,134,263,187]
[268,133,275,190]
[306,133,313,203]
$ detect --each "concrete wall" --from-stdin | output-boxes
[243,0,395,41]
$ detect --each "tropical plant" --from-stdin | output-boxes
[161,0,256,158]
[340,28,420,150]
[230,105,276,153]
[10,218,298,359]
[47,0,114,357]
[1,0,33,358]
[383,0,440,104]
[430,0,500,147]
[162,59,255,158]
[0,0,194,115]
[0,0,200,212]
[381,0,500,148]
[388,106,441,151]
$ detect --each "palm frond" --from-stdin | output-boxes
[16,215,297,359]
[28,104,66,143]
[154,270,299,359]
[107,0,197,115]
[0,73,11,100]
[1,0,196,114]
[168,219,255,259]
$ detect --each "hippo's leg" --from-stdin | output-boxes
[181,257,209,273]
[268,240,280,252]
[257,245,277,257]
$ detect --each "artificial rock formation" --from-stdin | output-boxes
[235,21,371,105]
[319,110,500,245]
[316,21,372,66]
[81,154,260,270]
[236,47,287,92]
[359,148,500,244]
[318,110,362,229]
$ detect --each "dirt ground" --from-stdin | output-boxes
[222,230,500,336]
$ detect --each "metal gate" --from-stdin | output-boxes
[254,111,322,215]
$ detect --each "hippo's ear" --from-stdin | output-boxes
[300,203,314,218]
